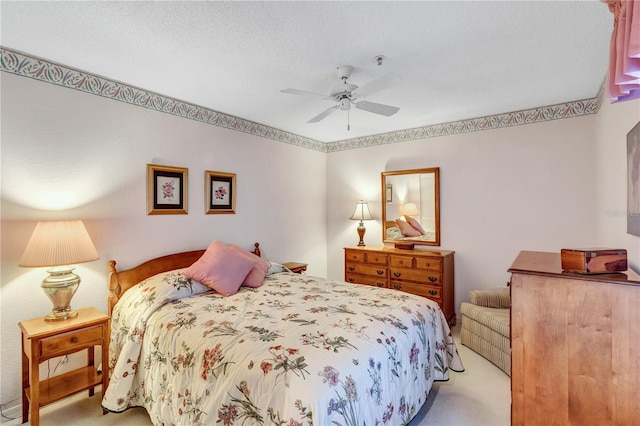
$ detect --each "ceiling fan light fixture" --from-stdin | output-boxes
[331,83,358,98]
[281,63,400,125]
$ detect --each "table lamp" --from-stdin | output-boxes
[19,220,99,321]
[403,202,419,218]
[350,200,374,246]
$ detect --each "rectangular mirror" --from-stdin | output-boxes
[381,168,440,246]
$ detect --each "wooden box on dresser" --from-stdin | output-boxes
[509,251,640,426]
[344,246,455,325]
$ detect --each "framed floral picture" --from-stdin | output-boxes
[628,121,640,236]
[147,164,188,215]
[205,170,236,214]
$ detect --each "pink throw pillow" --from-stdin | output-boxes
[405,216,425,235]
[396,219,422,237]
[229,244,270,288]
[184,240,257,296]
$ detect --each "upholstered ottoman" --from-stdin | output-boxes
[460,288,511,376]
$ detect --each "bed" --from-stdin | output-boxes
[385,220,436,241]
[385,226,436,241]
[102,242,464,425]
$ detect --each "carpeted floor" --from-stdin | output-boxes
[1,324,510,425]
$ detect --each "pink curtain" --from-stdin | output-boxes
[602,0,640,102]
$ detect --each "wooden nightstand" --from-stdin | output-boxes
[19,307,110,426]
[283,262,308,274]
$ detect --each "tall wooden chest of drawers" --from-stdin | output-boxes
[509,251,640,425]
[344,246,455,325]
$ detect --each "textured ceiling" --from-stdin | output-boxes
[1,1,613,143]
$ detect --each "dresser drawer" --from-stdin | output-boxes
[364,252,388,265]
[390,268,442,285]
[389,256,413,269]
[346,273,387,288]
[414,257,443,271]
[345,263,387,278]
[390,281,442,301]
[389,256,443,271]
[40,325,104,358]
[345,251,366,263]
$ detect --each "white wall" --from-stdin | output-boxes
[0,73,327,404]
[595,98,640,269]
[2,68,637,410]
[326,115,600,314]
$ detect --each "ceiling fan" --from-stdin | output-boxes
[281,65,400,125]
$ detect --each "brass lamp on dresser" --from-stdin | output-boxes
[344,246,455,325]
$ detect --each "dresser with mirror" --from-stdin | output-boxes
[344,167,455,325]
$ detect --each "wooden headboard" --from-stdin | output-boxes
[107,242,261,315]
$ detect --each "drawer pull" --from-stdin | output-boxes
[348,266,355,271]
[348,278,355,283]
[393,272,401,278]
[428,290,437,296]
[428,276,437,282]
[393,285,401,290]
[426,263,430,267]
[71,336,79,343]
[377,270,384,275]
[377,282,384,287]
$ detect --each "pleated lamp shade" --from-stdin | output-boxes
[19,220,99,267]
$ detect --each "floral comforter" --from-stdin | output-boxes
[102,270,464,425]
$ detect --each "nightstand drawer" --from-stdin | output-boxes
[40,325,103,358]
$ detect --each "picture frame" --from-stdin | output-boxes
[628,121,640,236]
[147,164,188,215]
[386,184,393,204]
[205,170,236,214]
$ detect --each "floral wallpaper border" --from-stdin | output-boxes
[327,96,601,152]
[1,47,601,153]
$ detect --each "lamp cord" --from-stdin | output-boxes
[0,398,20,420]
[0,355,69,421]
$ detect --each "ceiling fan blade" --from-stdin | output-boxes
[351,72,400,98]
[354,101,399,117]
[307,106,339,123]
[281,88,331,100]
